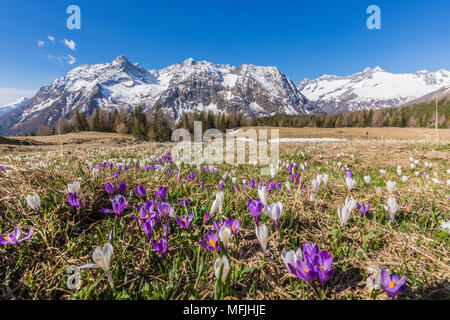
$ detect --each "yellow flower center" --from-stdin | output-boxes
[304,268,308,275]
[320,266,325,272]
[163,209,167,217]
[4,236,10,242]
[145,215,149,218]
[182,218,186,223]
[203,216,207,223]
[389,280,395,289]
[209,239,216,248]
[232,225,236,233]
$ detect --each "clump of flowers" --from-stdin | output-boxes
[282,242,334,288]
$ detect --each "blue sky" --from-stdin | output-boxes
[0,0,449,104]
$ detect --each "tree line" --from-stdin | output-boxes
[250,99,449,129]
[33,98,449,140]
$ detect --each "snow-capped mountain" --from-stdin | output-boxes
[0,97,29,117]
[0,56,318,136]
[297,67,450,113]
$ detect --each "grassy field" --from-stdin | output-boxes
[0,128,448,300]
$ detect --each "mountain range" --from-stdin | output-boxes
[0,56,448,136]
[297,67,450,113]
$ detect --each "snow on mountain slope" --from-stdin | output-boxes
[0,97,29,117]
[0,56,318,135]
[298,67,450,113]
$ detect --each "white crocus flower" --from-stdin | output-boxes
[380,196,403,221]
[386,181,396,193]
[284,180,291,193]
[379,169,386,175]
[337,196,357,227]
[267,202,283,227]
[255,224,269,253]
[258,185,267,207]
[366,265,381,291]
[431,178,441,185]
[397,166,402,176]
[67,243,114,290]
[281,248,302,273]
[311,179,320,193]
[214,256,230,283]
[401,176,409,183]
[26,194,41,213]
[364,176,371,185]
[210,199,219,215]
[317,173,329,187]
[440,220,450,234]
[67,182,81,194]
[218,225,232,248]
[216,192,224,213]
[346,177,357,191]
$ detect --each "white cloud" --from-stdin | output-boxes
[67,54,76,65]
[48,35,55,42]
[0,88,37,105]
[37,39,44,47]
[62,38,76,50]
[47,54,76,66]
[47,54,64,65]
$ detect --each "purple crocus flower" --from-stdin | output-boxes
[65,193,82,211]
[356,202,370,217]
[200,179,205,191]
[212,220,224,233]
[181,198,190,208]
[176,212,194,230]
[154,187,168,202]
[134,163,139,170]
[117,182,127,195]
[226,217,241,236]
[219,182,224,190]
[157,202,172,220]
[187,172,197,181]
[113,171,121,178]
[104,183,115,199]
[314,251,334,288]
[249,179,256,189]
[133,199,157,222]
[203,211,211,224]
[380,268,407,298]
[198,231,220,252]
[100,196,127,224]
[152,237,168,259]
[0,165,4,172]
[288,257,318,285]
[0,227,34,246]
[108,163,114,170]
[136,185,146,198]
[248,199,263,226]
[168,169,174,177]
[234,185,239,193]
[267,181,275,192]
[345,169,353,178]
